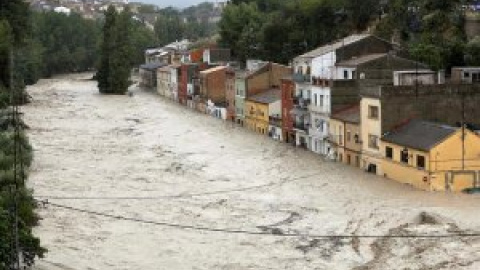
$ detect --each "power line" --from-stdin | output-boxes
[42,200,480,239]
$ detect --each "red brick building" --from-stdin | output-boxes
[281,77,295,144]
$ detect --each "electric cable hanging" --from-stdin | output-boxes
[42,200,480,240]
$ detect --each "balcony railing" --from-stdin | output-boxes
[269,115,282,126]
[292,73,311,83]
[294,121,310,132]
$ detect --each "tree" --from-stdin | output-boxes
[465,37,480,65]
[97,6,117,94]
[109,8,133,94]
[97,6,133,95]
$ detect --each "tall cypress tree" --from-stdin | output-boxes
[110,7,133,94]
[97,6,116,94]
[97,6,133,95]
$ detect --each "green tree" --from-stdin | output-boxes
[109,8,133,94]
[465,37,480,65]
[97,6,117,94]
[97,6,133,95]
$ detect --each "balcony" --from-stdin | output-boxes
[269,115,282,126]
[294,121,309,132]
[292,73,311,84]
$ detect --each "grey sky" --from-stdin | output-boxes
[136,0,212,9]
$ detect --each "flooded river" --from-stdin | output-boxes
[24,74,480,270]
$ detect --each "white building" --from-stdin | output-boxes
[291,34,393,155]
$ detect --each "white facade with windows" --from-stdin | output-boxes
[309,85,331,155]
[293,51,338,155]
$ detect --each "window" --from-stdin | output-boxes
[464,72,470,78]
[343,70,348,79]
[417,155,425,169]
[320,95,324,107]
[385,146,393,159]
[347,131,351,142]
[313,94,317,105]
[368,105,379,119]
[401,148,409,163]
[368,134,379,149]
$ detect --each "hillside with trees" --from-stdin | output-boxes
[219,0,473,71]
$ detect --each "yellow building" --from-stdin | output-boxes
[244,89,281,135]
[329,105,362,167]
[381,120,480,192]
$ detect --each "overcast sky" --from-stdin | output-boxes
[136,0,212,9]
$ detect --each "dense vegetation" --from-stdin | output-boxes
[153,4,219,46]
[0,1,46,268]
[219,0,474,71]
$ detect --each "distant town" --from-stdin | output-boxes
[26,0,227,23]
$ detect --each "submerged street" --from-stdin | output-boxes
[24,74,480,270]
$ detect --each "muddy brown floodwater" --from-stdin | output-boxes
[23,74,480,270]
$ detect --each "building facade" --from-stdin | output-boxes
[291,34,393,155]
[244,89,282,136]
[157,66,171,97]
[381,120,480,191]
[329,105,362,167]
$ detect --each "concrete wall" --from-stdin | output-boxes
[378,84,480,133]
